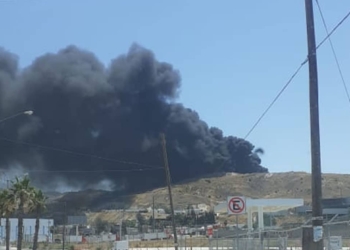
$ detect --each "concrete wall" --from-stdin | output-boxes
[84,235,116,243]
[0,218,54,242]
[24,234,50,243]
[66,235,82,243]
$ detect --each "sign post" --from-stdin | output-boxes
[227,196,246,250]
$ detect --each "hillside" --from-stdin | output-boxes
[50,172,350,223]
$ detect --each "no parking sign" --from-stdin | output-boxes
[227,196,246,215]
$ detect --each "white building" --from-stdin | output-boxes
[146,207,166,214]
[197,204,209,212]
[0,218,54,242]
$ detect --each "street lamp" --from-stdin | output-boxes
[0,110,34,124]
[23,111,33,116]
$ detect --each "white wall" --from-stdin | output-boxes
[0,218,54,242]
[66,235,82,243]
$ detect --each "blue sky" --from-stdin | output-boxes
[0,1,349,174]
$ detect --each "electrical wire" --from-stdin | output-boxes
[0,136,161,170]
[244,8,350,139]
[243,63,306,140]
[315,0,350,106]
[24,168,163,173]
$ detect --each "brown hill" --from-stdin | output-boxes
[128,171,349,208]
[51,172,350,223]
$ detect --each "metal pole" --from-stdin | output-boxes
[160,133,178,250]
[119,222,122,240]
[304,0,323,249]
[235,215,239,250]
[0,111,33,124]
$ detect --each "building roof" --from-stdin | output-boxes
[214,198,304,213]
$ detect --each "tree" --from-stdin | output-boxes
[136,212,145,232]
[174,214,186,226]
[123,220,136,228]
[190,207,196,218]
[121,222,127,236]
[148,216,154,226]
[187,205,192,216]
[204,211,215,224]
[164,207,171,214]
[29,189,47,250]
[10,175,35,250]
[94,218,109,234]
[0,189,16,250]
[195,212,215,225]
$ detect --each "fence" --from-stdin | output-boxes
[127,220,350,250]
[2,220,350,250]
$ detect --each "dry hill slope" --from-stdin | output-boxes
[130,171,350,208]
[81,172,350,224]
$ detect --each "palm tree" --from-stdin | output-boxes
[29,189,47,250]
[0,189,17,250]
[10,175,35,250]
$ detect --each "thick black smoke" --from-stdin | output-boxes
[0,44,267,192]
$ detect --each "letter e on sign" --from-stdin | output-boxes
[227,196,246,215]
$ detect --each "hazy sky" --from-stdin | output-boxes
[1,1,349,174]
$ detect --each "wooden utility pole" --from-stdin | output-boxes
[160,133,178,250]
[152,195,155,233]
[62,202,66,250]
[303,0,323,249]
[120,208,125,240]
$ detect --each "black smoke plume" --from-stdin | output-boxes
[0,44,267,192]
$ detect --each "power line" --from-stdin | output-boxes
[244,8,350,139]
[244,63,306,140]
[315,0,350,105]
[315,9,350,51]
[0,136,161,170]
[24,168,163,173]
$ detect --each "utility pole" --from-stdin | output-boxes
[303,0,323,249]
[160,133,178,250]
[152,195,155,233]
[62,202,66,250]
[120,208,125,240]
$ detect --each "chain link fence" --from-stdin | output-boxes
[2,220,350,249]
[126,220,350,250]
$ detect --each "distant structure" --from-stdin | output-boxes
[0,218,54,242]
[296,197,350,217]
[67,215,87,226]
